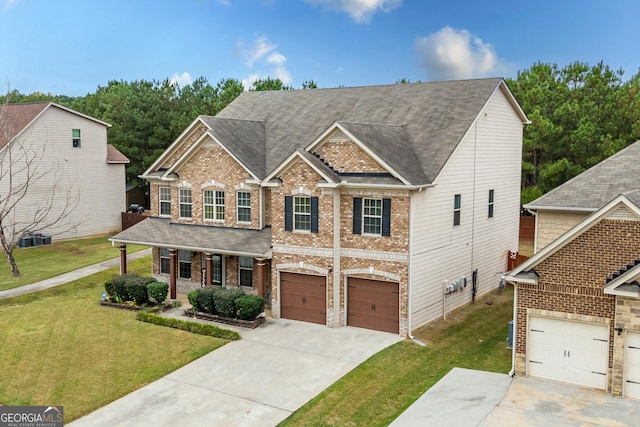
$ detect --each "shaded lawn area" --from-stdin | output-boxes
[0,257,227,423]
[0,235,148,291]
[280,286,514,427]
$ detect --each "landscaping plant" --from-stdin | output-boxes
[235,294,265,320]
[147,281,169,304]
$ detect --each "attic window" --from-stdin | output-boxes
[72,129,81,148]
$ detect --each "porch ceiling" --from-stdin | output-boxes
[109,217,272,258]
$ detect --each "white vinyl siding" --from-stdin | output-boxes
[409,88,523,329]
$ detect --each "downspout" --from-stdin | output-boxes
[509,284,517,377]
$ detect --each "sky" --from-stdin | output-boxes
[1,0,640,96]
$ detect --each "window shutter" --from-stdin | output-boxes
[382,198,391,236]
[284,196,293,231]
[353,197,362,235]
[311,197,319,233]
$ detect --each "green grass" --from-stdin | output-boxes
[280,286,514,427]
[0,235,148,291]
[0,257,227,423]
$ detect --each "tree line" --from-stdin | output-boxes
[4,62,640,204]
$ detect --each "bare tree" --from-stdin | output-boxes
[0,98,82,277]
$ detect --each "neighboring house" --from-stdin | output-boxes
[524,140,640,251]
[0,102,128,240]
[110,78,528,336]
[506,191,640,399]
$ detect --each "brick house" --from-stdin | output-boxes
[110,78,528,336]
[524,140,640,251]
[507,192,640,399]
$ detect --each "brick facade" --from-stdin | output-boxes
[314,139,387,173]
[515,219,640,396]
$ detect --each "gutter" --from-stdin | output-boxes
[108,237,272,259]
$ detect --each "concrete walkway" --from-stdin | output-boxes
[0,248,151,299]
[69,319,403,427]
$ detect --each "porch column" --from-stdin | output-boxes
[119,244,127,275]
[256,259,265,297]
[205,253,213,286]
[169,249,177,300]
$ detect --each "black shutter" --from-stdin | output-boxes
[311,197,319,233]
[353,197,362,235]
[284,196,293,231]
[382,198,391,236]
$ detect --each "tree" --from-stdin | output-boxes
[0,100,81,276]
[250,77,293,91]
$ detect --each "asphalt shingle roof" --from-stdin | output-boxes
[209,78,505,185]
[525,140,640,211]
[0,102,48,148]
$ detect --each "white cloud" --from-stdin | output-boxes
[415,26,507,81]
[169,72,193,87]
[237,36,293,88]
[306,0,401,24]
[238,35,277,67]
[3,0,22,9]
[267,53,292,84]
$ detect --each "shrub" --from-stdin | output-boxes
[187,290,199,312]
[104,279,115,297]
[136,311,241,340]
[196,286,220,314]
[112,274,143,301]
[126,281,149,306]
[235,294,265,320]
[147,282,169,304]
[214,288,244,318]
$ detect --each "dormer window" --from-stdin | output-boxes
[72,129,81,148]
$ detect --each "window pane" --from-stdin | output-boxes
[362,198,382,235]
[216,191,225,220]
[159,187,171,216]
[72,129,81,138]
[160,248,170,274]
[454,194,461,210]
[212,255,222,284]
[237,192,251,222]
[179,189,192,218]
[239,256,253,287]
[294,196,311,231]
[178,250,191,279]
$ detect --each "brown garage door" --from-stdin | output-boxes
[348,278,399,334]
[280,272,326,325]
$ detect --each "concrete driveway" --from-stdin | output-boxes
[70,318,402,427]
[391,367,640,426]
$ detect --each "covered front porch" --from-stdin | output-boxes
[109,217,272,300]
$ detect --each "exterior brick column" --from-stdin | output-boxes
[119,244,127,275]
[257,259,265,297]
[169,249,177,300]
[205,253,213,286]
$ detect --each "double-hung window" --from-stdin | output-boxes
[453,194,461,226]
[179,188,192,219]
[363,198,383,235]
[72,129,81,148]
[160,248,170,274]
[294,196,311,231]
[212,255,222,285]
[488,190,495,218]
[237,191,251,223]
[239,256,253,287]
[178,250,191,279]
[204,190,225,221]
[159,187,171,216]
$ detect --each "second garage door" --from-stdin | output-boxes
[527,316,609,390]
[347,278,399,334]
[280,272,326,325]
[625,332,640,399]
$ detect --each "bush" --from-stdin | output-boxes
[187,290,199,311]
[147,282,169,304]
[112,274,142,301]
[197,286,220,314]
[136,311,241,340]
[214,288,244,318]
[126,281,149,306]
[235,294,265,320]
[104,279,115,297]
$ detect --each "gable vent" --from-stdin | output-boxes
[606,206,640,221]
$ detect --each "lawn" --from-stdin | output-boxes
[0,235,148,291]
[280,285,514,427]
[0,256,227,423]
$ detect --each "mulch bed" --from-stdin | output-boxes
[99,299,168,312]
[183,309,266,329]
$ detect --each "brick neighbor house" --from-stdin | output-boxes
[507,191,640,399]
[110,78,528,336]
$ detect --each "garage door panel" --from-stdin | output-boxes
[280,273,326,325]
[625,332,640,399]
[527,317,609,390]
[347,278,398,334]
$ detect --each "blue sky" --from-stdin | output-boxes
[1,0,639,96]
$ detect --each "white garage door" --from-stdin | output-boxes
[527,317,609,390]
[625,332,640,399]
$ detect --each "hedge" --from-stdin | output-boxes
[147,282,169,304]
[136,311,240,340]
[235,294,265,321]
[214,288,244,318]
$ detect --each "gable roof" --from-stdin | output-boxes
[525,140,640,212]
[507,191,640,284]
[0,102,111,149]
[107,144,130,164]
[145,79,527,186]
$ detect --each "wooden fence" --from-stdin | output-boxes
[121,212,148,230]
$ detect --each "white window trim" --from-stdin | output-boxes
[362,198,383,236]
[203,189,225,222]
[454,194,461,226]
[294,196,312,233]
[159,187,171,217]
[179,188,192,220]
[159,248,170,274]
[239,256,253,287]
[236,191,251,223]
[488,189,495,219]
[178,250,192,279]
